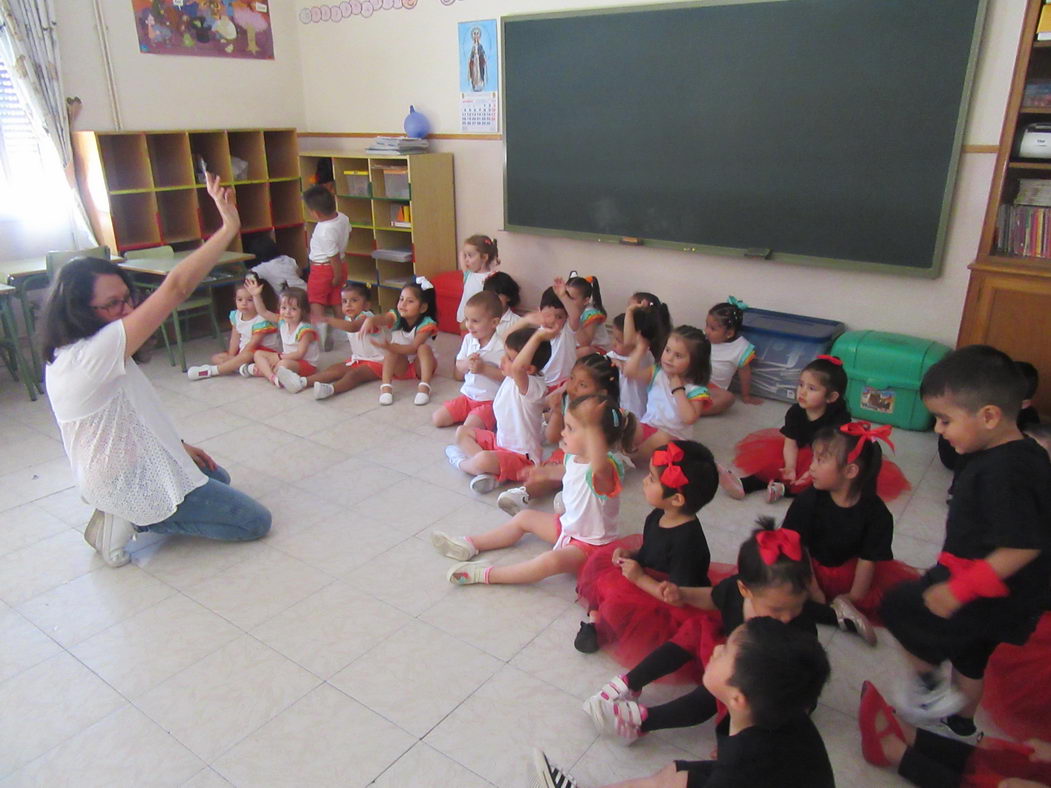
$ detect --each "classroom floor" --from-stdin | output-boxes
[0,330,985,787]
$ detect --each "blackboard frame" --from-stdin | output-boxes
[500,0,987,278]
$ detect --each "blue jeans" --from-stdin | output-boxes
[144,465,271,541]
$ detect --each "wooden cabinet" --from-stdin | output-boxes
[72,128,305,260]
[299,150,455,311]
[959,0,1051,415]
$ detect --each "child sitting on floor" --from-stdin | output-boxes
[187,276,278,380]
[482,270,522,339]
[240,283,319,386]
[703,296,760,414]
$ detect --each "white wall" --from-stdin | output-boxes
[294,0,1028,346]
[55,0,306,131]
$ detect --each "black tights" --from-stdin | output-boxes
[897,728,973,788]
[624,643,719,733]
[741,474,798,497]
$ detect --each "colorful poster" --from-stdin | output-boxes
[459,19,499,133]
[132,1,275,60]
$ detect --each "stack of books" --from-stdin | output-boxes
[365,136,430,155]
[996,203,1051,259]
[1024,79,1051,108]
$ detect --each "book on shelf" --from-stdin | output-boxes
[996,203,1051,258]
[391,204,412,227]
[1024,79,1051,107]
[1015,179,1051,206]
[1039,3,1051,41]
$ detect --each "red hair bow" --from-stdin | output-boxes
[840,421,895,462]
[755,529,803,565]
[815,355,843,366]
[653,442,688,490]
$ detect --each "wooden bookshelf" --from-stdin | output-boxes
[299,149,455,313]
[73,128,305,262]
[960,0,1051,415]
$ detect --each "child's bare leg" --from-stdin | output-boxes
[415,343,436,386]
[523,465,565,499]
[308,362,378,395]
[487,544,587,584]
[382,350,408,386]
[432,403,458,427]
[701,387,735,416]
[215,348,255,375]
[462,410,487,430]
[309,303,328,326]
[276,358,304,374]
[633,429,674,461]
[253,349,278,381]
[459,451,502,477]
[211,351,233,365]
[307,361,352,386]
[469,509,560,552]
[455,424,485,458]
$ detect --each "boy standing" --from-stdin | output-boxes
[882,345,1051,741]
[303,185,350,351]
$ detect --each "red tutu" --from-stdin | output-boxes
[733,428,911,501]
[812,558,919,625]
[963,737,1051,787]
[983,612,1051,744]
[577,543,734,682]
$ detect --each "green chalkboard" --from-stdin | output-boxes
[502,0,985,276]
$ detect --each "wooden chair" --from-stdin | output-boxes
[124,246,223,371]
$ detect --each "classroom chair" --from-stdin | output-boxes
[124,246,223,372]
[0,290,38,401]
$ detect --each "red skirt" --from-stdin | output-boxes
[576,540,733,682]
[733,428,911,501]
[962,737,1051,787]
[812,558,919,625]
[983,612,1051,743]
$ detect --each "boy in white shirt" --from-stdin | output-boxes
[303,185,350,351]
[432,290,505,430]
[444,326,554,494]
[246,235,307,294]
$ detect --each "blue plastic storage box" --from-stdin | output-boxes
[738,308,846,403]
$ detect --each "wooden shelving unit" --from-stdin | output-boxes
[299,150,455,311]
[73,128,306,260]
[960,0,1051,415]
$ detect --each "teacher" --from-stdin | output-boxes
[41,174,271,567]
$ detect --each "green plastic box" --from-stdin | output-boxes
[831,330,952,431]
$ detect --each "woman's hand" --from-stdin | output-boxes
[183,442,217,471]
[205,172,239,231]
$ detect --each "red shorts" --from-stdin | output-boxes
[442,395,497,430]
[472,428,534,482]
[638,423,660,442]
[345,359,384,378]
[256,349,316,377]
[307,264,341,307]
[543,448,566,467]
[554,516,605,558]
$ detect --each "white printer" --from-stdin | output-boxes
[1019,123,1051,159]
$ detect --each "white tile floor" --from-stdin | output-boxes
[0,331,973,786]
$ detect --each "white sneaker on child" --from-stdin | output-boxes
[445,445,468,470]
[379,384,394,405]
[470,473,498,494]
[592,674,641,703]
[582,695,644,745]
[84,509,135,568]
[313,382,335,400]
[895,667,967,725]
[187,365,217,381]
[276,366,306,393]
[447,561,489,585]
[431,530,478,560]
[766,480,786,503]
[532,749,582,788]
[414,382,431,406]
[498,486,530,516]
[238,363,255,378]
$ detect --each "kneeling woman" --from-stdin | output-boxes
[41,174,271,567]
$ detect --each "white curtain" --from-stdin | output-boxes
[0,0,95,252]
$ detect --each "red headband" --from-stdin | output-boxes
[815,355,842,366]
[755,529,803,565]
[840,421,895,462]
[653,442,689,490]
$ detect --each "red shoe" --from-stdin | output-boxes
[859,681,907,768]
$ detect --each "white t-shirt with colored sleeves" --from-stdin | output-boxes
[386,312,439,363]
[579,305,611,351]
[345,310,384,364]
[558,452,625,546]
[456,331,505,401]
[709,335,756,390]
[229,309,279,353]
[542,321,577,388]
[308,213,351,263]
[457,270,492,323]
[279,320,320,366]
[492,372,546,462]
[607,348,651,421]
[641,367,711,439]
[45,320,207,525]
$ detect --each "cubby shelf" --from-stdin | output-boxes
[73,128,305,262]
[299,150,455,304]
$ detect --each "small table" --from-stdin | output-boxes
[119,251,255,371]
[0,283,38,400]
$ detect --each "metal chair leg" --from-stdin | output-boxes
[172,310,187,372]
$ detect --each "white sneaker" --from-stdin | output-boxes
[593,674,641,703]
[553,491,566,515]
[532,748,581,788]
[935,716,985,746]
[431,530,479,560]
[766,480,786,503]
[895,668,967,725]
[276,366,306,393]
[582,695,643,745]
[445,445,468,470]
[186,365,216,381]
[238,363,255,378]
[414,383,431,406]
[314,382,335,400]
[470,473,498,494]
[83,509,135,568]
[379,384,394,405]
[498,486,530,516]
[447,561,489,585]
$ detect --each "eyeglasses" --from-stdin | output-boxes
[90,293,134,314]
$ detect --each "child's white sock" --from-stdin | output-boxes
[445,445,468,470]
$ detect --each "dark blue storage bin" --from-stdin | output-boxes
[738,308,846,403]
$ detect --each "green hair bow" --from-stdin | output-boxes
[727,295,749,311]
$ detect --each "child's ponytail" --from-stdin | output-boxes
[708,296,748,339]
[737,518,812,594]
[574,352,620,403]
[813,422,891,499]
[567,275,605,316]
[465,234,500,269]
[569,394,637,453]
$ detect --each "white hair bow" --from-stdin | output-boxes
[417,275,434,291]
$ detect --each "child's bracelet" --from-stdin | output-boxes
[671,386,686,394]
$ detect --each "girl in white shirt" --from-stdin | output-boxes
[482,271,522,340]
[275,282,383,400]
[433,390,632,587]
[704,297,760,415]
[187,279,278,380]
[456,233,500,325]
[243,284,320,386]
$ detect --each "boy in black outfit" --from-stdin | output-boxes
[882,345,1051,743]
